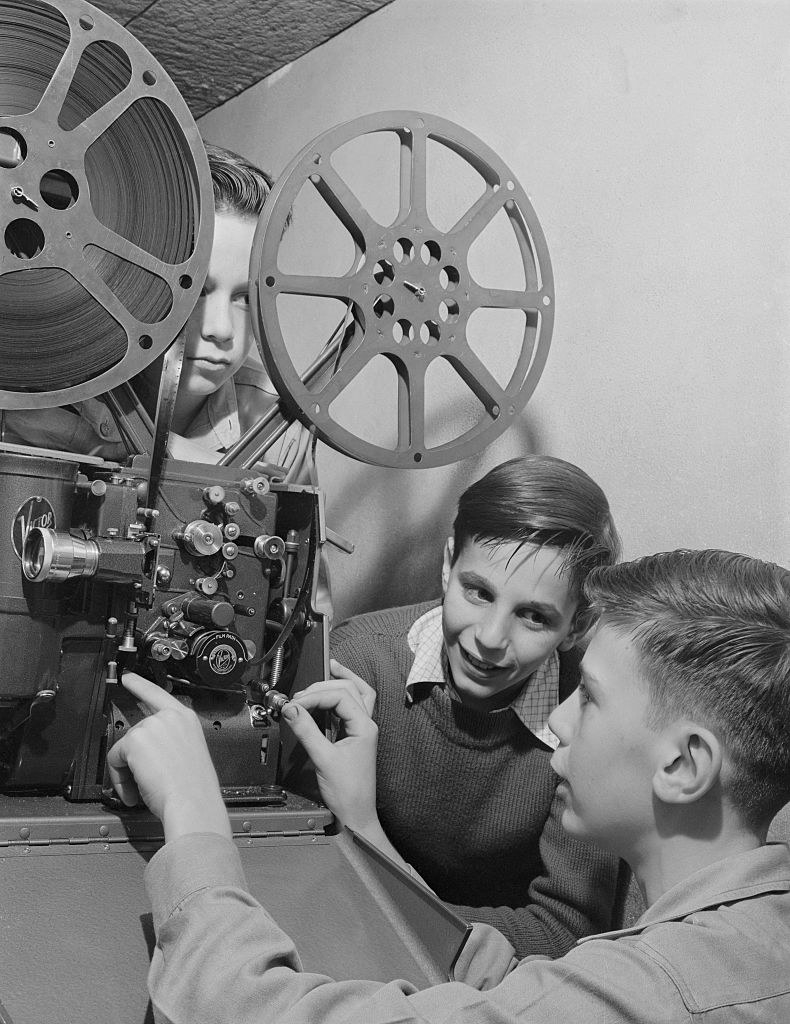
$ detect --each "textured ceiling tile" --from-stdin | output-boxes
[91,0,156,26]
[130,0,374,116]
[82,0,395,117]
[334,0,394,10]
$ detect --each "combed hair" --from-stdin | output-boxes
[452,455,621,618]
[585,549,790,829]
[205,142,276,218]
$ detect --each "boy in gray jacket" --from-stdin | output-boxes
[111,547,790,1023]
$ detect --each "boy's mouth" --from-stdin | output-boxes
[189,356,231,368]
[459,646,507,676]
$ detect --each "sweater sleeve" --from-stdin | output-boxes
[443,791,628,958]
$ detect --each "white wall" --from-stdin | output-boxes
[200,0,790,623]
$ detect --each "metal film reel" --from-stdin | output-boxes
[251,111,554,469]
[0,0,213,409]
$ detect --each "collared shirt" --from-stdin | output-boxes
[405,603,560,749]
[1,397,125,457]
[167,362,309,482]
[146,835,790,1024]
[2,360,309,481]
[184,375,245,453]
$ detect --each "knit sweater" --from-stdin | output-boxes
[330,601,625,959]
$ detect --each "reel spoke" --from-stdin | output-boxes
[67,257,137,337]
[35,32,87,123]
[448,186,508,242]
[85,215,178,282]
[468,284,545,312]
[398,117,428,221]
[75,87,137,149]
[397,358,426,455]
[447,344,509,412]
[309,162,380,252]
[309,342,379,408]
[269,273,354,300]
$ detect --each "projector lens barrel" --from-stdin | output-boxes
[23,527,99,582]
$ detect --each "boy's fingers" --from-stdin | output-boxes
[120,672,181,713]
[330,659,371,689]
[289,689,376,738]
[280,702,331,762]
[329,660,376,714]
[105,740,141,806]
[292,678,368,714]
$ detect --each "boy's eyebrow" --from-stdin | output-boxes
[521,599,563,617]
[457,569,494,592]
[579,666,600,694]
[457,570,563,617]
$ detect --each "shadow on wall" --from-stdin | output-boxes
[326,413,546,623]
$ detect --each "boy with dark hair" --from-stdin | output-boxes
[292,453,624,957]
[110,547,790,1023]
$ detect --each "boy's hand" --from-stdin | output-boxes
[284,684,413,873]
[106,672,231,843]
[291,659,376,717]
[282,685,378,832]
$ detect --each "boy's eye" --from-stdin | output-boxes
[577,682,590,706]
[232,292,250,308]
[464,584,492,604]
[518,608,547,626]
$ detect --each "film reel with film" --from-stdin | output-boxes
[0,0,213,411]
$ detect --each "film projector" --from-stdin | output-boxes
[0,1,554,1019]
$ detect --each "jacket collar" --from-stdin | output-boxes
[577,842,790,944]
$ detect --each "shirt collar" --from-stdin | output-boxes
[576,843,790,945]
[186,377,240,451]
[405,604,560,749]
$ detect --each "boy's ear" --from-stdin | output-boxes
[652,724,723,805]
[441,538,454,595]
[557,606,592,652]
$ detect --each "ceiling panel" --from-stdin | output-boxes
[90,0,394,117]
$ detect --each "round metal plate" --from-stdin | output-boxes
[250,110,554,469]
[0,0,213,409]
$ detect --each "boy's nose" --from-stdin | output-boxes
[201,295,234,344]
[548,690,577,745]
[474,610,509,651]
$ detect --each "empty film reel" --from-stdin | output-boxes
[0,0,213,409]
[251,111,554,469]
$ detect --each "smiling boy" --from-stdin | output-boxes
[312,454,624,958]
[111,547,790,1024]
[440,540,580,712]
